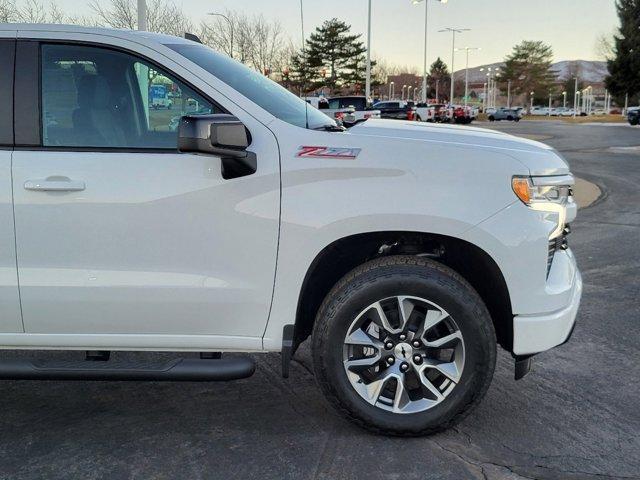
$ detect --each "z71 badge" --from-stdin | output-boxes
[296,146,362,159]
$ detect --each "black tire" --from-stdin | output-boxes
[514,117,520,122]
[416,115,422,122]
[630,118,639,126]
[488,115,495,121]
[311,255,497,436]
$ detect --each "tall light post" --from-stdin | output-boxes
[365,0,372,101]
[455,46,480,108]
[208,13,234,58]
[480,66,499,109]
[390,81,395,99]
[412,0,449,103]
[562,90,567,109]
[402,85,407,100]
[548,92,552,117]
[407,85,413,101]
[573,76,579,117]
[530,91,534,113]
[439,27,470,104]
[507,79,512,108]
[435,79,440,102]
[483,82,487,112]
[137,0,147,30]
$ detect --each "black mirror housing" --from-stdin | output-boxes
[178,114,256,179]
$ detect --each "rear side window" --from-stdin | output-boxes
[0,40,15,145]
[40,43,222,149]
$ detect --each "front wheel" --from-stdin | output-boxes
[488,115,495,121]
[312,256,497,436]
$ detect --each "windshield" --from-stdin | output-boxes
[167,43,335,130]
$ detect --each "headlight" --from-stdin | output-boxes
[512,175,575,239]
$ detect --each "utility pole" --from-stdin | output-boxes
[413,0,449,103]
[365,0,372,101]
[455,47,480,108]
[624,93,629,116]
[507,80,512,108]
[207,13,234,58]
[137,0,147,30]
[439,27,470,104]
[573,77,578,117]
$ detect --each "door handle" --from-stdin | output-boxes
[24,177,86,192]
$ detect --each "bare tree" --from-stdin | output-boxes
[0,0,17,22]
[248,15,283,75]
[89,0,192,35]
[595,32,615,61]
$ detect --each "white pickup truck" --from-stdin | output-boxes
[0,24,582,436]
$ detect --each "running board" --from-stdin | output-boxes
[0,357,255,382]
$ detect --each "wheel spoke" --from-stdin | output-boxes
[371,301,400,334]
[344,353,381,370]
[416,309,449,340]
[392,376,411,412]
[345,328,383,349]
[397,296,415,331]
[417,368,444,401]
[424,331,462,349]
[364,373,393,403]
[422,359,461,384]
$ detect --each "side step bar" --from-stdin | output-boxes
[0,357,255,382]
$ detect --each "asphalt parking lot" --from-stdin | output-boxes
[1,120,638,480]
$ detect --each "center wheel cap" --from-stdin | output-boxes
[394,342,413,360]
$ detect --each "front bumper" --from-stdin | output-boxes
[512,260,582,356]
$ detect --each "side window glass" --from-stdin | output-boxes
[133,62,217,139]
[41,44,221,149]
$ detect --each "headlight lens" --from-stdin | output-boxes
[512,176,572,206]
[512,175,574,239]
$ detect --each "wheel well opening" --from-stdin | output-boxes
[294,232,513,352]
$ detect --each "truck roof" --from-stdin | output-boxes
[0,23,193,47]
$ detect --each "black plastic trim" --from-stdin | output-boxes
[0,39,15,146]
[281,324,295,378]
[513,354,535,381]
[0,357,255,381]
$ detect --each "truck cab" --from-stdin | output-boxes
[0,24,582,436]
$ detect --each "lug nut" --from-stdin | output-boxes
[386,356,395,365]
[399,334,407,341]
[385,341,394,350]
[400,362,410,372]
[413,354,423,365]
[412,340,421,348]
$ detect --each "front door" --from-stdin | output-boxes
[12,42,280,341]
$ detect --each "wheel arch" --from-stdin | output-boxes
[293,231,514,353]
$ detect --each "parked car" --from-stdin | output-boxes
[530,106,549,116]
[559,108,577,117]
[372,100,417,121]
[628,107,640,126]
[415,102,435,122]
[304,97,355,123]
[488,108,521,122]
[327,96,381,123]
[452,105,474,124]
[0,24,581,437]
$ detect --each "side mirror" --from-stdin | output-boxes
[178,114,256,179]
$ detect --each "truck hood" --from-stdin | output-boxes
[348,119,570,176]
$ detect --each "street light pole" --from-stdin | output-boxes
[413,0,449,104]
[439,27,470,105]
[207,13,234,58]
[137,0,147,30]
[365,0,372,101]
[563,91,567,109]
[530,91,534,113]
[573,76,578,117]
[455,46,480,108]
[507,80,512,108]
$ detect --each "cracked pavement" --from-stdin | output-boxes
[0,121,638,480]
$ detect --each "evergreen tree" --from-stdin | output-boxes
[427,57,450,100]
[605,0,640,105]
[294,18,368,91]
[501,41,556,103]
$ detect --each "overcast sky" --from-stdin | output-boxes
[51,0,618,69]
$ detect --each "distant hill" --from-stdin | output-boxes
[454,60,608,85]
